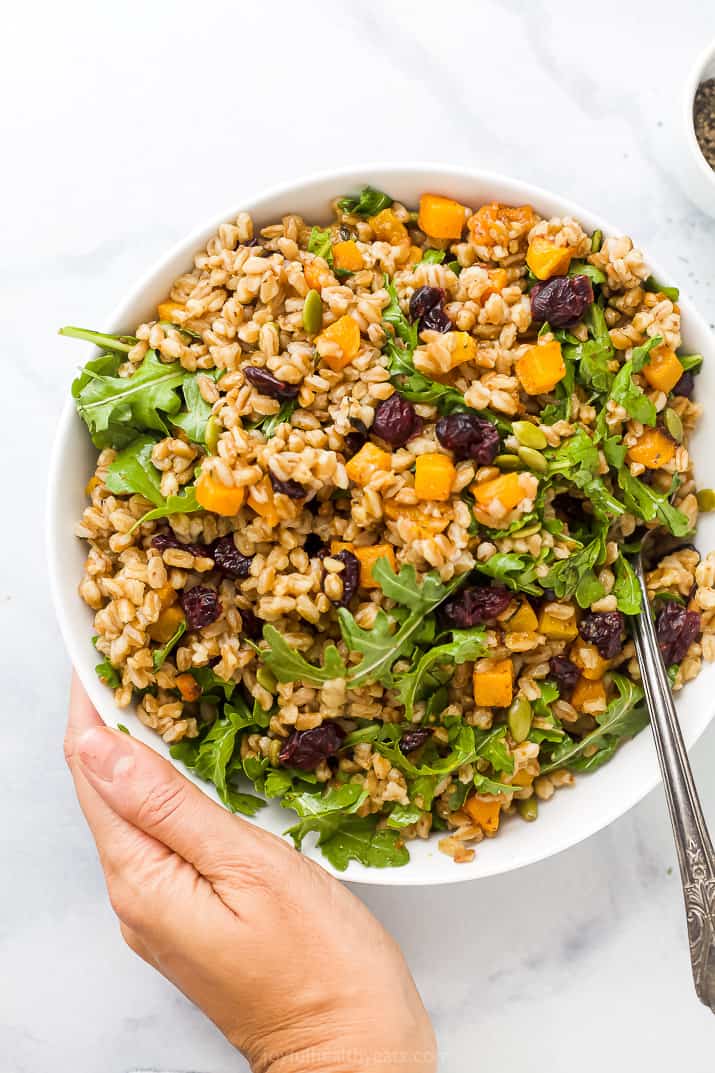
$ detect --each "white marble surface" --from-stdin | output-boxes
[2,0,715,1069]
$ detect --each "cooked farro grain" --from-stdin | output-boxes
[62,184,713,872]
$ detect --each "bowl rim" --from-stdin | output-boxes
[683,36,715,189]
[47,161,715,886]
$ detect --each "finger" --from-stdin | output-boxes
[74,724,293,887]
[119,922,158,968]
[64,672,103,763]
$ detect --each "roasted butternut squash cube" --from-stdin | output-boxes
[318,314,362,371]
[196,470,246,516]
[505,599,539,634]
[570,639,609,680]
[369,208,408,244]
[447,330,477,368]
[472,472,525,512]
[382,500,453,535]
[176,673,202,702]
[627,428,676,469]
[330,541,396,587]
[418,193,467,239]
[643,346,684,394]
[571,676,607,714]
[473,658,514,708]
[332,240,364,272]
[414,453,456,502]
[345,442,392,486]
[516,340,566,395]
[157,300,187,323]
[465,796,502,834]
[148,605,186,643]
[538,607,579,641]
[247,476,279,527]
[304,259,333,292]
[526,237,574,280]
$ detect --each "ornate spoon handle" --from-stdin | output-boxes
[632,555,715,1012]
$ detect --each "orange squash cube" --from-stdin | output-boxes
[196,470,246,516]
[571,676,607,714]
[148,605,186,643]
[526,237,574,280]
[447,330,477,367]
[369,208,408,244]
[414,453,457,502]
[247,476,279,527]
[304,259,333,292]
[176,673,202,702]
[505,599,538,634]
[627,428,676,469]
[157,300,187,323]
[418,193,467,239]
[516,340,566,395]
[483,267,508,297]
[538,607,579,641]
[473,657,514,708]
[318,314,361,371]
[345,442,392,486]
[643,346,685,394]
[465,796,502,834]
[468,202,537,247]
[332,240,364,272]
[472,472,525,513]
[330,541,396,588]
[382,500,453,536]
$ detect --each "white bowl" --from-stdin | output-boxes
[47,164,715,885]
[680,38,715,216]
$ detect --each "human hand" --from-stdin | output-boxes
[64,674,437,1073]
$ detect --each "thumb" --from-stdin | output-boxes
[75,726,293,885]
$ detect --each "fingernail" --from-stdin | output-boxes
[77,727,135,782]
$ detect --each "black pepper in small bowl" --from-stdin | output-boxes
[694,78,715,169]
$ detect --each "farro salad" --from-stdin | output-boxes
[63,185,715,870]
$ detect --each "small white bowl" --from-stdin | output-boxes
[47,164,715,885]
[680,38,715,215]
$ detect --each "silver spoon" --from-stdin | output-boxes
[631,538,715,1011]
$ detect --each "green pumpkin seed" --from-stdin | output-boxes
[590,229,603,254]
[302,289,323,334]
[697,488,715,512]
[512,420,548,450]
[495,453,524,471]
[663,408,683,444]
[517,797,538,822]
[508,695,533,743]
[517,445,548,473]
[205,415,223,454]
[256,667,277,693]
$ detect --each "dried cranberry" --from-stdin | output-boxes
[269,472,305,500]
[244,366,299,400]
[239,606,262,639]
[441,585,512,628]
[331,549,360,607]
[210,535,252,579]
[673,370,695,398]
[180,585,222,629]
[435,412,500,464]
[344,419,368,457]
[279,722,345,771]
[655,601,702,665]
[420,304,453,333]
[400,728,431,754]
[409,286,444,321]
[548,655,580,697]
[152,530,207,559]
[578,611,624,659]
[372,393,421,447]
[304,533,326,557]
[551,493,589,529]
[530,274,594,327]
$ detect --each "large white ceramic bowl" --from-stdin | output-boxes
[47,164,715,885]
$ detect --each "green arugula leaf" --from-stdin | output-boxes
[567,261,606,285]
[396,627,488,721]
[568,304,614,395]
[172,375,214,444]
[308,226,334,265]
[421,249,446,264]
[478,725,514,774]
[130,484,201,530]
[284,782,367,819]
[609,336,661,426]
[73,350,187,449]
[95,659,120,688]
[543,537,604,603]
[617,468,692,537]
[678,353,703,373]
[105,435,163,505]
[644,275,679,302]
[386,802,425,829]
[190,666,237,701]
[341,725,382,748]
[411,773,440,810]
[613,554,642,614]
[540,673,647,773]
[257,626,348,686]
[337,185,393,217]
[252,399,298,438]
[473,773,513,796]
[375,724,478,778]
[473,551,544,596]
[60,325,137,352]
[383,277,418,348]
[153,620,187,670]
[286,813,409,870]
